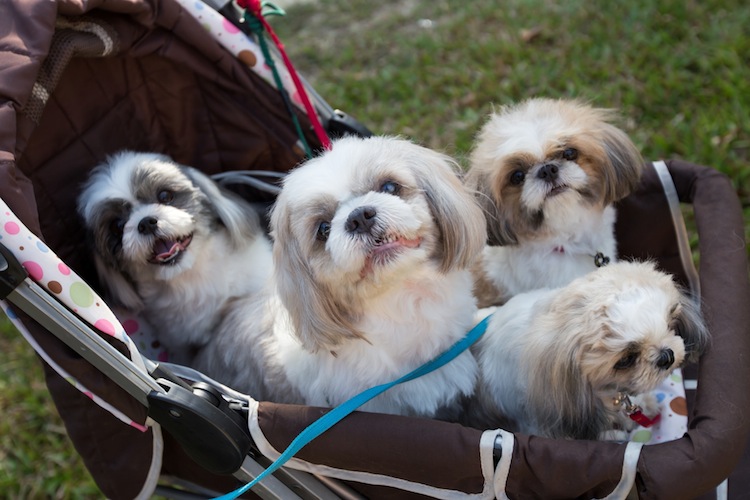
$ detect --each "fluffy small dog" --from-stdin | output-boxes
[465,98,645,307]
[261,135,488,418]
[467,260,709,440]
[77,151,273,365]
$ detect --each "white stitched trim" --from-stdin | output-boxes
[2,300,162,498]
[479,430,501,500]
[597,441,643,500]
[247,402,495,499]
[652,160,701,299]
[492,429,514,500]
[134,424,163,500]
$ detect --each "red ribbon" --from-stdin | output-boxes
[629,410,661,428]
[237,0,332,151]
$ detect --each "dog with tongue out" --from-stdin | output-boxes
[78,151,272,365]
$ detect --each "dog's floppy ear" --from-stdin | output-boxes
[526,287,611,440]
[464,168,517,246]
[270,200,365,352]
[675,294,710,364]
[414,151,487,272]
[93,253,144,312]
[598,123,645,204]
[526,339,608,440]
[182,166,262,247]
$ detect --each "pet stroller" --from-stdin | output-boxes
[1,0,749,498]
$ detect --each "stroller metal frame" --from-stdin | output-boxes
[1,240,357,500]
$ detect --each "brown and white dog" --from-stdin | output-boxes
[467,260,709,439]
[466,98,644,306]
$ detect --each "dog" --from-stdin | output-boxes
[466,260,709,440]
[465,98,644,307]
[77,151,273,367]
[262,135,488,418]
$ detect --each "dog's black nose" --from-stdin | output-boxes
[138,216,159,235]
[345,206,377,234]
[537,163,559,182]
[656,348,675,369]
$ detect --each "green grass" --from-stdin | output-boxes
[272,0,749,246]
[0,315,100,498]
[2,0,748,496]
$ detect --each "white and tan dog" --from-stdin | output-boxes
[466,98,644,306]
[262,135,487,418]
[78,152,272,367]
[467,260,708,439]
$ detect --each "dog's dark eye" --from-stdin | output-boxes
[379,180,400,195]
[109,218,125,236]
[509,170,525,186]
[614,352,638,371]
[316,221,331,242]
[562,148,579,161]
[157,189,174,204]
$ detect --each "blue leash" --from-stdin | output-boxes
[216,313,493,499]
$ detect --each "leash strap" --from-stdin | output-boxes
[216,313,493,499]
[241,6,314,158]
[237,0,332,152]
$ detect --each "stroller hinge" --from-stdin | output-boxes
[147,379,254,475]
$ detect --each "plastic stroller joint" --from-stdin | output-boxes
[326,109,374,140]
[147,379,254,475]
[0,242,28,300]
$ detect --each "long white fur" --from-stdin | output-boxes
[468,260,708,439]
[466,98,644,306]
[79,139,489,418]
[480,206,617,296]
[263,135,487,417]
[78,151,272,366]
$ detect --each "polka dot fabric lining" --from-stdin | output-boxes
[1,198,150,432]
[177,0,305,111]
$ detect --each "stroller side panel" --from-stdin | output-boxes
[635,160,750,498]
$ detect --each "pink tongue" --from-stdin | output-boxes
[154,240,179,259]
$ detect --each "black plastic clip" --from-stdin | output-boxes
[147,380,254,475]
[0,242,28,300]
[326,109,374,139]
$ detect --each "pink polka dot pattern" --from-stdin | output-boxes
[174,0,304,112]
[222,17,240,34]
[1,199,151,432]
[4,221,20,235]
[95,319,116,336]
[623,368,688,445]
[123,319,140,335]
[112,307,169,362]
[1,201,130,340]
[22,261,43,281]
